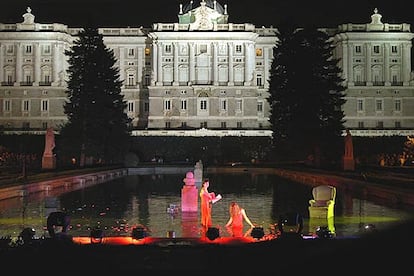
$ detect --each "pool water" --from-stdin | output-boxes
[0,173,412,240]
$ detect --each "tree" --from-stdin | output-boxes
[268,22,346,165]
[59,26,131,166]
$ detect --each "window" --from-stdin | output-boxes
[236,99,242,112]
[358,121,364,128]
[127,101,134,112]
[164,99,171,111]
[128,48,135,56]
[25,45,32,54]
[221,122,226,128]
[395,121,401,128]
[373,45,380,54]
[391,45,398,53]
[235,45,242,53]
[220,99,227,111]
[394,99,401,112]
[127,73,135,86]
[22,100,30,111]
[375,99,383,111]
[144,102,149,112]
[255,48,262,56]
[41,99,48,112]
[181,99,187,110]
[165,122,171,129]
[200,122,207,128]
[257,101,263,113]
[355,45,362,53]
[377,121,383,128]
[200,100,207,110]
[3,99,11,112]
[6,45,14,54]
[145,48,151,56]
[357,99,364,112]
[237,122,242,128]
[144,74,150,86]
[43,45,51,54]
[256,74,263,87]
[199,44,207,54]
[181,122,187,128]
[165,45,172,53]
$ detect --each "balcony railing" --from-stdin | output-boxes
[20,81,33,86]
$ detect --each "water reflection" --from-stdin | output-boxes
[0,173,412,239]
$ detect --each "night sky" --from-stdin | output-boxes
[0,0,413,29]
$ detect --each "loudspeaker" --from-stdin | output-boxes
[206,227,220,240]
[251,227,265,239]
[131,226,148,239]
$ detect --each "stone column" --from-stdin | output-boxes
[52,43,59,86]
[228,43,234,86]
[173,42,179,86]
[34,42,41,85]
[213,42,218,85]
[15,43,22,84]
[157,43,163,86]
[189,42,195,85]
[0,44,4,83]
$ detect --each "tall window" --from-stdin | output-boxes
[3,99,11,112]
[127,101,134,112]
[256,74,263,87]
[41,99,48,112]
[200,100,207,110]
[357,99,364,112]
[220,99,227,111]
[394,99,401,112]
[22,99,30,111]
[236,99,242,112]
[375,99,383,111]
[257,101,263,113]
[181,99,187,110]
[25,45,32,54]
[164,99,171,111]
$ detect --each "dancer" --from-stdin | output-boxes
[225,202,254,237]
[199,178,221,228]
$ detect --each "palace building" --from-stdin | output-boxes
[0,1,413,137]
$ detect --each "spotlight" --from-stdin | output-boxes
[251,227,265,239]
[132,226,148,239]
[315,226,334,239]
[278,212,304,239]
[19,227,36,244]
[90,228,104,244]
[359,223,377,234]
[206,227,220,240]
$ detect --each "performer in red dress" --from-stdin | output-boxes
[199,178,221,228]
[225,202,254,237]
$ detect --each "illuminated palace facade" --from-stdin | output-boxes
[0,1,414,137]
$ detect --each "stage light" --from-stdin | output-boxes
[315,226,334,239]
[277,212,304,239]
[19,227,36,244]
[90,228,104,244]
[359,223,377,234]
[206,227,220,240]
[251,227,265,239]
[132,226,148,239]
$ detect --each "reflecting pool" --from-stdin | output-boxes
[0,172,412,239]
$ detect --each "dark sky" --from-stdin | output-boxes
[1,0,413,29]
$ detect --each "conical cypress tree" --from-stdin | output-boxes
[60,26,131,166]
[268,22,346,164]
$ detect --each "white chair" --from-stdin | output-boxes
[308,185,336,219]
